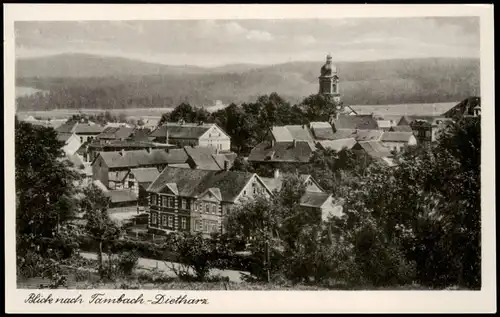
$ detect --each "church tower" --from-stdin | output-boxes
[318,54,341,104]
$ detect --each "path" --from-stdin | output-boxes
[80,252,247,283]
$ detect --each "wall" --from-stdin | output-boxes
[91,156,109,187]
[198,125,231,151]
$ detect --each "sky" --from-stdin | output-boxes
[15,17,480,67]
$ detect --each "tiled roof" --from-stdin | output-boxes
[354,141,392,158]
[97,150,169,169]
[164,148,189,164]
[389,125,413,132]
[184,146,221,171]
[316,138,357,151]
[130,167,160,184]
[97,126,135,140]
[309,122,336,140]
[381,132,415,142]
[331,114,379,130]
[73,123,104,134]
[128,128,153,142]
[150,123,212,139]
[107,190,138,203]
[147,167,255,203]
[299,191,331,208]
[248,141,315,163]
[271,125,315,142]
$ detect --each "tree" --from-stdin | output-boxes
[297,94,339,122]
[81,184,122,279]
[166,232,230,281]
[15,119,80,253]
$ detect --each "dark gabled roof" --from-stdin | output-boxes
[381,132,415,142]
[309,122,335,140]
[96,149,170,169]
[389,125,413,132]
[57,132,75,143]
[248,141,316,163]
[331,114,379,130]
[128,128,152,142]
[106,190,138,203]
[164,148,189,164]
[130,167,161,184]
[184,146,221,171]
[353,141,392,158]
[97,126,135,140]
[300,191,331,208]
[150,123,212,139]
[400,116,452,127]
[147,167,255,203]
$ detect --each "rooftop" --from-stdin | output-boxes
[248,140,316,163]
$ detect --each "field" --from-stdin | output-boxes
[16,101,460,121]
[350,102,458,117]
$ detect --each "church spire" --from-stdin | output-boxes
[318,54,341,103]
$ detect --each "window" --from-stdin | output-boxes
[168,216,173,228]
[203,220,208,232]
[181,199,187,210]
[149,194,155,205]
[206,204,210,214]
[181,217,187,229]
[157,195,161,206]
[166,197,174,208]
[161,215,167,226]
[128,181,134,188]
[151,213,157,224]
[212,205,217,214]
[129,174,134,179]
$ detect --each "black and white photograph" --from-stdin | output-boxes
[4,4,495,313]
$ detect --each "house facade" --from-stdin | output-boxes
[146,167,272,236]
[380,132,418,153]
[150,122,231,152]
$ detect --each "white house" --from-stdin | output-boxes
[57,132,82,156]
[380,131,417,153]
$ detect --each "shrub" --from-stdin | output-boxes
[117,251,139,276]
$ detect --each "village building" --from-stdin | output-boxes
[150,121,231,152]
[95,126,136,143]
[398,116,452,144]
[380,131,417,153]
[330,114,380,132]
[86,140,175,163]
[57,132,82,156]
[248,140,317,168]
[92,146,238,189]
[146,167,272,236]
[260,170,341,220]
[56,120,104,144]
[352,141,393,160]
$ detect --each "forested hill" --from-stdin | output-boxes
[16,54,480,110]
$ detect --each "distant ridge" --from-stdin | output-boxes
[15,53,480,109]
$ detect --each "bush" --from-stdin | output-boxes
[117,251,139,276]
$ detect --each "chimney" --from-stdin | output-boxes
[223,160,230,171]
[293,139,297,148]
[147,147,152,153]
[274,169,280,179]
[120,149,126,156]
